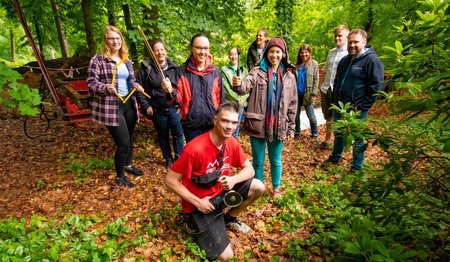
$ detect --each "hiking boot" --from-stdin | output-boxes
[226,219,251,234]
[165,159,174,168]
[116,175,135,188]
[125,166,144,176]
[324,156,340,165]
[319,142,333,149]
[349,167,363,174]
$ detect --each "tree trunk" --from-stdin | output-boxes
[141,4,160,58]
[10,28,16,62]
[33,15,44,59]
[106,1,116,26]
[81,0,96,56]
[122,3,137,65]
[366,0,374,41]
[50,0,70,58]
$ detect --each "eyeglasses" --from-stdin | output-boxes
[192,45,210,52]
[106,37,121,42]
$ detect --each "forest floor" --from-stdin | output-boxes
[0,91,389,260]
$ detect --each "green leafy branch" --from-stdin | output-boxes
[330,101,374,153]
[0,62,41,116]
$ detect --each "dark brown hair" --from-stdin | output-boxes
[295,44,312,66]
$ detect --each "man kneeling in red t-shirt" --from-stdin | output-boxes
[165,101,265,261]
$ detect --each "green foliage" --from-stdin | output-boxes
[272,188,306,232]
[331,102,374,152]
[36,179,46,190]
[280,2,450,261]
[0,0,424,69]
[280,168,447,260]
[63,152,114,185]
[0,215,93,260]
[274,0,297,46]
[184,239,207,260]
[286,239,308,261]
[0,62,41,116]
[0,214,162,261]
[105,218,131,237]
[381,0,450,148]
[158,246,177,261]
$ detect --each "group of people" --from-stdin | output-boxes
[87,25,384,261]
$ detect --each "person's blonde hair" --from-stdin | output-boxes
[334,25,349,36]
[101,25,129,59]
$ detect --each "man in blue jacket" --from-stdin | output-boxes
[327,29,384,172]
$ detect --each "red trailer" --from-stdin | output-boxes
[55,79,91,128]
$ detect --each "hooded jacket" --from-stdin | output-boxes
[333,46,384,111]
[176,54,224,129]
[235,38,298,140]
[135,58,180,114]
[246,40,268,70]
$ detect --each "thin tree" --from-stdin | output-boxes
[141,4,159,58]
[106,0,116,26]
[122,3,137,64]
[50,0,70,58]
[81,0,96,56]
[10,28,16,62]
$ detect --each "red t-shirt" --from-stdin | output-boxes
[171,131,247,213]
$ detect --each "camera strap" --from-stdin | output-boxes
[216,141,226,169]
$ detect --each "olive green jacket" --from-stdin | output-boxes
[297,59,319,105]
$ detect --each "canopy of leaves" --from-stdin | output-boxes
[0,0,428,66]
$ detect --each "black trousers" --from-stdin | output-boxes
[106,100,137,177]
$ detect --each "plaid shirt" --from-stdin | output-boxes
[87,54,140,126]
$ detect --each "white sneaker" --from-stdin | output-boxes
[226,220,251,234]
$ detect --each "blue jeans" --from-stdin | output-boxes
[250,136,284,189]
[295,94,318,137]
[233,107,245,138]
[183,124,214,143]
[330,110,368,170]
[152,107,184,162]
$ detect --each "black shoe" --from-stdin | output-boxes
[165,160,174,168]
[349,167,363,174]
[325,157,340,165]
[125,166,144,176]
[116,176,135,188]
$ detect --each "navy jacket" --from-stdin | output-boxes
[333,46,384,111]
[176,56,224,129]
[136,58,180,113]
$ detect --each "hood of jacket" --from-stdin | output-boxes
[255,37,296,72]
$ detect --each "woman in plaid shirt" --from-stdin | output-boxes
[87,26,145,188]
